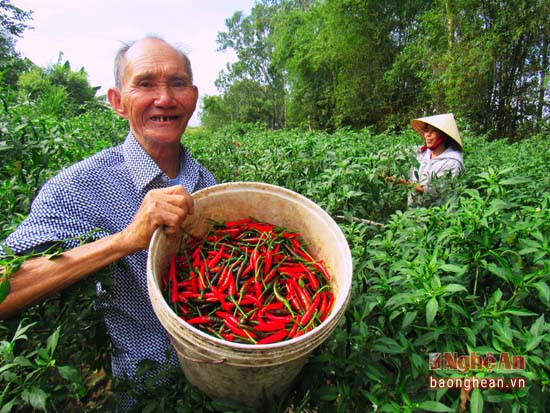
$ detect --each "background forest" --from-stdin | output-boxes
[201,0,549,139]
[1,1,549,412]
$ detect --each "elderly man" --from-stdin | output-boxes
[0,36,216,380]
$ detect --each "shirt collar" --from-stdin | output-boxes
[122,132,200,194]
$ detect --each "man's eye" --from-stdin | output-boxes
[172,81,186,88]
[138,81,153,88]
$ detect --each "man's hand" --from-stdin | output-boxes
[120,186,194,252]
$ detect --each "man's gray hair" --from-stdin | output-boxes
[113,35,193,90]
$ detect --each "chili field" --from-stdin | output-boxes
[1,105,549,412]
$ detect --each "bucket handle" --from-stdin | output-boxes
[181,353,227,365]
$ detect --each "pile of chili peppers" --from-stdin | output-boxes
[162,217,334,344]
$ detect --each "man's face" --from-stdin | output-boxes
[110,39,198,148]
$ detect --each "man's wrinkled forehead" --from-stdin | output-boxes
[120,38,192,86]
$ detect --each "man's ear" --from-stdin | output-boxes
[107,87,128,118]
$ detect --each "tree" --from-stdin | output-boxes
[215,2,286,129]
[0,0,33,88]
[200,79,272,129]
[207,0,549,138]
[17,54,99,115]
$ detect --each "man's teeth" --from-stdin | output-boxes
[152,116,177,122]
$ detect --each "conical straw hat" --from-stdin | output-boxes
[411,113,462,149]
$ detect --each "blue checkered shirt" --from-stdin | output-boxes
[2,132,216,378]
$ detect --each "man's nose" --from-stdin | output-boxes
[154,86,176,106]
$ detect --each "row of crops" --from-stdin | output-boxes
[1,99,549,411]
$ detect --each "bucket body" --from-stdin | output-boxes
[147,182,352,407]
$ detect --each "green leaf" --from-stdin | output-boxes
[0,277,10,304]
[46,326,61,356]
[533,281,550,304]
[22,387,48,410]
[416,400,454,412]
[439,264,466,275]
[384,292,418,309]
[13,355,33,368]
[485,263,513,283]
[525,335,545,352]
[318,386,339,401]
[0,362,17,374]
[372,337,403,354]
[529,315,545,337]
[442,283,467,294]
[0,244,15,256]
[499,177,531,186]
[488,288,502,305]
[0,400,16,413]
[12,320,37,341]
[470,388,483,413]
[57,365,81,383]
[492,321,514,347]
[402,311,417,329]
[501,308,538,317]
[426,297,438,326]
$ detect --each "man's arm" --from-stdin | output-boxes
[0,185,193,319]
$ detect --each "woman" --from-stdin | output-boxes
[407,113,464,206]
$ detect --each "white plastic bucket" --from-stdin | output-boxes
[147,182,352,407]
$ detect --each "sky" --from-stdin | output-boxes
[12,0,257,126]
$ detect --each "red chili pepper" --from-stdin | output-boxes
[247,222,274,233]
[191,246,201,264]
[217,267,231,291]
[285,280,303,312]
[264,249,273,275]
[259,302,284,315]
[178,303,189,315]
[263,267,278,284]
[227,276,236,296]
[178,291,200,300]
[203,292,220,302]
[250,249,259,273]
[211,286,231,312]
[225,218,253,227]
[169,255,178,303]
[301,263,319,290]
[277,265,303,273]
[186,315,215,325]
[257,329,288,344]
[253,281,262,299]
[263,312,293,323]
[300,293,321,326]
[221,332,235,342]
[239,277,255,296]
[318,292,328,320]
[215,310,240,325]
[165,217,333,344]
[322,292,334,320]
[313,261,331,281]
[218,227,243,237]
[208,245,225,268]
[241,262,254,278]
[254,320,287,332]
[241,294,262,308]
[288,323,299,338]
[290,278,312,308]
[223,318,257,341]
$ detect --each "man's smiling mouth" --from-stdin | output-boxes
[151,115,180,122]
